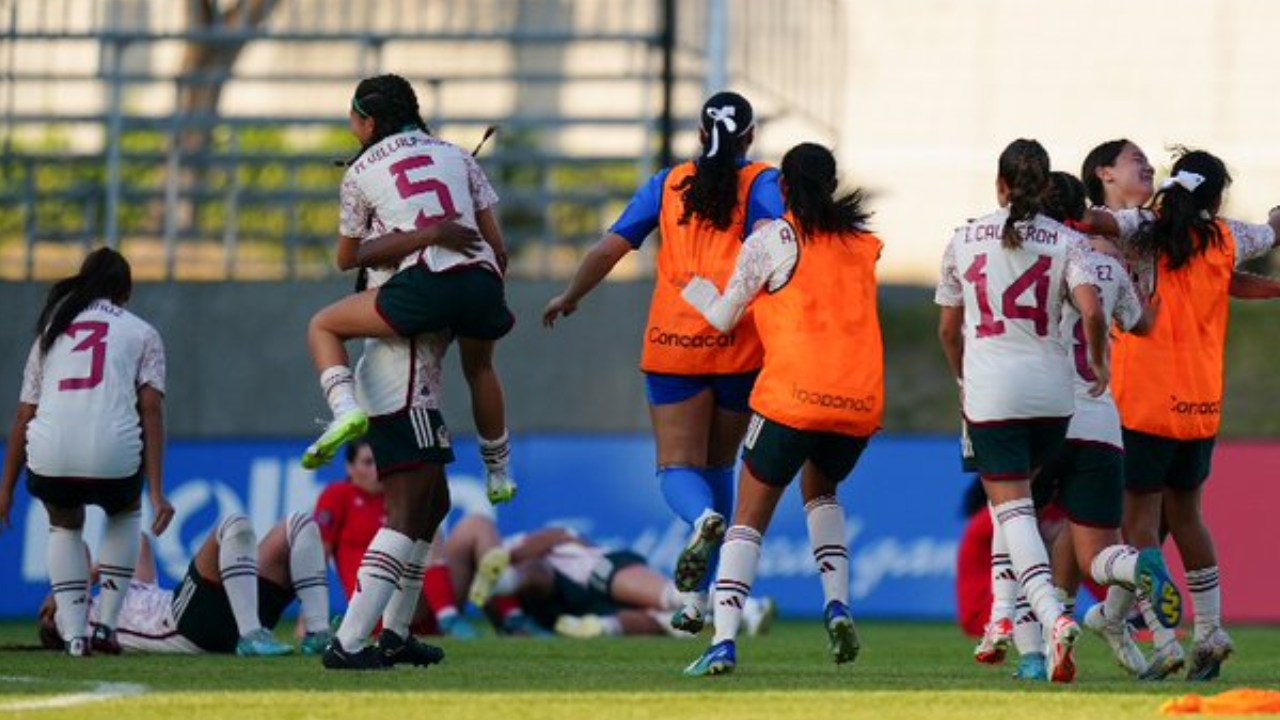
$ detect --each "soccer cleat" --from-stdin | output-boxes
[674,511,727,592]
[90,625,122,655]
[1139,639,1187,681]
[300,630,334,656]
[486,471,518,506]
[440,615,479,640]
[1083,604,1148,677]
[684,640,736,677]
[743,597,777,637]
[1186,628,1234,682]
[235,628,294,657]
[1012,652,1048,681]
[302,410,369,470]
[670,603,706,635]
[321,639,385,671]
[1047,616,1081,683]
[973,617,1014,665]
[824,600,861,665]
[378,629,445,668]
[66,636,91,657]
[468,547,511,608]
[502,613,553,638]
[554,614,607,639]
[1136,549,1183,630]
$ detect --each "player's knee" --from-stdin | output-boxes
[217,513,255,544]
[286,512,319,545]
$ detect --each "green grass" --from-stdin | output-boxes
[1,622,1277,719]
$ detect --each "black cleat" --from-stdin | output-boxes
[90,625,122,655]
[379,629,445,668]
[321,640,386,671]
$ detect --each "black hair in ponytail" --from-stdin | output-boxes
[675,91,755,231]
[997,139,1051,249]
[1043,171,1087,224]
[780,143,870,238]
[1134,148,1229,271]
[345,74,431,165]
[37,247,132,354]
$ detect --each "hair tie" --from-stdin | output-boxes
[1159,170,1205,193]
[351,96,369,118]
[704,105,738,158]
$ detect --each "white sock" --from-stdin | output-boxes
[479,430,511,475]
[320,366,359,418]
[1090,544,1139,587]
[335,528,413,650]
[95,509,141,631]
[1055,586,1076,619]
[991,499,1062,629]
[1012,595,1043,656]
[1138,590,1178,647]
[988,506,1017,623]
[217,514,262,637]
[285,513,330,634]
[805,495,849,607]
[659,582,688,611]
[1186,566,1221,642]
[48,527,90,641]
[1102,585,1137,626]
[711,525,761,645]
[382,539,430,637]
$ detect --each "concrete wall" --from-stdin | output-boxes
[0,280,656,438]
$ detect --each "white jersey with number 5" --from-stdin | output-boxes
[339,129,500,279]
[935,210,1092,423]
[20,300,166,478]
[1061,252,1145,448]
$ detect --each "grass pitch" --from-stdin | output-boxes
[1,621,1276,719]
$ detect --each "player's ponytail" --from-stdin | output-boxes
[37,247,132,354]
[1042,171,1087,224]
[997,139,1051,249]
[675,92,756,231]
[781,142,870,239]
[1133,148,1228,271]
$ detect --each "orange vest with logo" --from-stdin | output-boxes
[749,217,885,436]
[1112,220,1235,440]
[639,161,770,375]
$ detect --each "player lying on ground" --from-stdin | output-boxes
[463,515,775,638]
[37,512,331,656]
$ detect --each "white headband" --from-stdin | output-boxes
[704,105,740,158]
[1160,170,1206,193]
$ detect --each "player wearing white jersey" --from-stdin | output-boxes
[1,249,174,658]
[936,140,1110,684]
[37,513,331,657]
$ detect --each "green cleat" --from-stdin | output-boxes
[1013,652,1048,681]
[302,410,369,470]
[674,511,726,592]
[486,471,518,506]
[1136,549,1183,630]
[824,600,861,665]
[235,628,294,657]
[670,603,706,635]
[468,547,511,608]
[684,640,736,677]
[300,630,333,656]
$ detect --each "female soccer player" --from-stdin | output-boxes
[1100,149,1280,680]
[304,73,517,509]
[936,140,1108,683]
[679,143,882,676]
[0,247,174,657]
[541,92,784,633]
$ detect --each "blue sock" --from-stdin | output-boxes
[659,466,713,526]
[700,466,736,592]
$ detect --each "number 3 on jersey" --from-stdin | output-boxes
[962,254,1052,337]
[389,156,457,229]
[58,321,109,391]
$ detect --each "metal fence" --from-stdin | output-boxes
[0,0,846,280]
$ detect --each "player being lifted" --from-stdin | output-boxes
[936,140,1105,683]
[1,248,174,656]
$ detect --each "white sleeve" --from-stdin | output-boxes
[1107,207,1153,245]
[681,219,798,332]
[1223,218,1276,265]
[1109,264,1145,332]
[18,341,41,405]
[933,233,963,307]
[338,172,373,238]
[136,327,166,394]
[464,154,500,211]
[1064,240,1093,292]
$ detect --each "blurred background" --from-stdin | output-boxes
[0,0,1277,624]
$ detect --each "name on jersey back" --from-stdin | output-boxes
[963,223,1060,247]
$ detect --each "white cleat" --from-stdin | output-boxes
[1083,604,1148,677]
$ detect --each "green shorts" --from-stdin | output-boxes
[375,264,514,341]
[367,407,456,478]
[172,561,294,653]
[1122,428,1215,494]
[966,417,1070,481]
[1035,440,1124,528]
[741,413,869,488]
